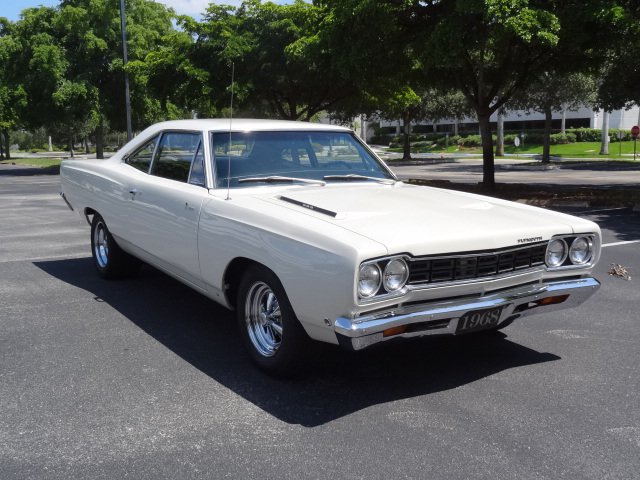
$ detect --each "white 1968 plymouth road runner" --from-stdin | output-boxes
[60,119,601,375]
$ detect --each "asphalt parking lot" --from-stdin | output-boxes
[1,169,639,480]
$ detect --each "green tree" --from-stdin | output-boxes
[374,88,472,160]
[151,0,358,121]
[0,17,27,159]
[509,72,597,162]
[378,86,423,160]
[321,0,626,188]
[57,0,179,156]
[11,1,180,157]
[597,2,640,114]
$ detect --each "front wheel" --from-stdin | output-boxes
[236,265,310,376]
[90,214,140,279]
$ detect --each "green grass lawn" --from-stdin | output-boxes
[388,140,640,159]
[0,157,62,168]
[504,141,640,158]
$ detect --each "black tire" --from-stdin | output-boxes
[236,264,311,377]
[90,214,140,279]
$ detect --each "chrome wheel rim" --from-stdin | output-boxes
[244,282,283,357]
[93,221,109,268]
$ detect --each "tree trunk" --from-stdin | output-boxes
[600,111,610,155]
[95,121,104,159]
[69,136,75,158]
[4,130,11,160]
[495,108,504,156]
[542,106,553,164]
[402,113,411,160]
[454,121,459,136]
[0,130,5,159]
[561,106,567,134]
[477,112,495,189]
[84,137,90,154]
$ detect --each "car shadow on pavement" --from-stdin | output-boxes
[36,257,560,427]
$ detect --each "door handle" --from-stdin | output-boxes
[128,188,139,198]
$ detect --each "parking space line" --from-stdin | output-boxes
[602,240,640,248]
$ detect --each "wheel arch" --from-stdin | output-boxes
[223,257,269,310]
[83,207,98,226]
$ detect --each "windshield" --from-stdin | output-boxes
[210,130,395,188]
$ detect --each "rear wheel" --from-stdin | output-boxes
[90,214,140,279]
[236,265,310,376]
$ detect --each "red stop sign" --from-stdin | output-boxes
[632,125,640,138]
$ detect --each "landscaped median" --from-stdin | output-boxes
[0,157,62,168]
[406,177,640,209]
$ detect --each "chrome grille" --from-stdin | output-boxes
[408,242,547,285]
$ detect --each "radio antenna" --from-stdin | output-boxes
[225,62,235,201]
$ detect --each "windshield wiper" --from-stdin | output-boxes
[323,174,396,185]
[238,176,326,186]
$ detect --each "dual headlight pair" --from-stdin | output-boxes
[545,235,594,268]
[358,257,408,299]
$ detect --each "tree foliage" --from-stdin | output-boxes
[320,0,632,187]
[146,0,358,121]
[597,1,640,110]
[0,17,27,158]
[2,0,638,170]
[509,72,597,162]
[7,0,180,156]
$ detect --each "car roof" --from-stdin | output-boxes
[141,119,352,134]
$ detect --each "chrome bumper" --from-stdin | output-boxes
[334,277,600,351]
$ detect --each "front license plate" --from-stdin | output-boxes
[456,306,505,334]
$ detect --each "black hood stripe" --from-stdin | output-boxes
[279,196,337,218]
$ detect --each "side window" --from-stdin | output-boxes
[151,132,201,183]
[125,136,158,172]
[188,140,206,187]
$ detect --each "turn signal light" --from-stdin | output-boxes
[535,295,569,307]
[383,325,408,337]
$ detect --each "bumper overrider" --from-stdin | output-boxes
[334,277,600,351]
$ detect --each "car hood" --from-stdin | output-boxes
[259,182,594,256]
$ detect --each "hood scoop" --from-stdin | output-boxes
[279,196,337,218]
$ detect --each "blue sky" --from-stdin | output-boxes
[1,0,293,21]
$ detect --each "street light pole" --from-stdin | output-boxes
[119,0,132,142]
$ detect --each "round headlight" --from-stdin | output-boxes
[358,263,381,298]
[569,236,592,265]
[546,238,568,267]
[383,258,409,292]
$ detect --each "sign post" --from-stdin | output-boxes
[618,130,624,157]
[632,126,640,161]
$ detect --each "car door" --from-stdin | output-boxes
[125,131,208,288]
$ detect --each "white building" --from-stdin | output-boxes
[380,104,640,135]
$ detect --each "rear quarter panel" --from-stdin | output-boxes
[60,159,129,238]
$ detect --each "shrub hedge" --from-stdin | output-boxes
[373,128,635,149]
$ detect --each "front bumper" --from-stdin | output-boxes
[334,277,600,351]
